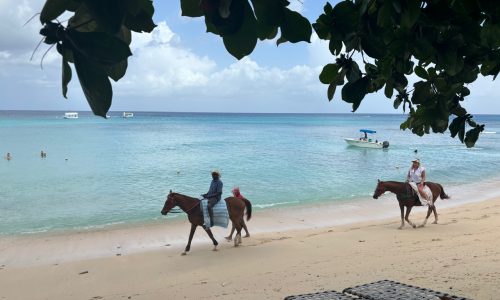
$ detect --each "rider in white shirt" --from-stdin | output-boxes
[407,159,430,205]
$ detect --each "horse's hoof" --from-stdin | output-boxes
[225,237,232,242]
[212,247,218,251]
[412,225,416,228]
[181,252,187,256]
[432,221,438,224]
[397,227,403,230]
[418,224,425,228]
[244,234,250,238]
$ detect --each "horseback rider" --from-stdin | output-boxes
[406,159,431,206]
[202,170,223,227]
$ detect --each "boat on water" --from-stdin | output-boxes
[122,112,134,118]
[64,112,78,119]
[344,129,389,149]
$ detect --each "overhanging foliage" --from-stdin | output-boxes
[37,0,499,147]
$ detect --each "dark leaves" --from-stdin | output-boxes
[62,55,72,98]
[67,30,132,66]
[280,8,312,43]
[342,76,370,111]
[73,51,112,118]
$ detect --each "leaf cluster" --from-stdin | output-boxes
[181,0,313,59]
[39,0,156,117]
[314,0,499,147]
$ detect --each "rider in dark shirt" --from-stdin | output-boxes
[202,170,223,227]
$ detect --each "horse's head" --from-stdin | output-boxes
[161,190,177,215]
[373,180,385,199]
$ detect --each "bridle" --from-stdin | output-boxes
[167,193,201,214]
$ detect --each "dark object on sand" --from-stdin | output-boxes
[285,280,472,300]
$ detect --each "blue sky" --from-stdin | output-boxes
[0,0,498,114]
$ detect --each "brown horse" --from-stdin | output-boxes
[161,191,252,255]
[373,180,449,229]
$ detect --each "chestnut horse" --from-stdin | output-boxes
[161,191,252,255]
[373,180,449,229]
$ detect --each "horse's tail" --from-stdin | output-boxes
[438,184,450,199]
[243,198,252,221]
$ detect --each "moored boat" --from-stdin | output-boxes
[344,129,389,149]
[64,112,78,119]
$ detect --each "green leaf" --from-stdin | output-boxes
[464,126,484,148]
[414,66,428,80]
[327,83,337,101]
[84,0,127,33]
[280,8,312,43]
[400,0,420,29]
[377,1,393,28]
[276,36,288,46]
[361,35,386,59]
[67,30,132,66]
[341,76,370,111]
[222,0,257,59]
[332,1,358,35]
[346,61,361,83]
[73,51,112,117]
[180,0,203,17]
[105,60,128,82]
[125,8,157,33]
[252,0,286,27]
[481,22,500,49]
[411,81,431,104]
[40,0,70,23]
[319,64,339,84]
[62,56,72,98]
[393,95,403,109]
[449,116,466,142]
[385,82,394,98]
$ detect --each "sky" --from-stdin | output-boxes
[0,0,498,114]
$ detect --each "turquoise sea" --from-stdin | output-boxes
[1,111,499,235]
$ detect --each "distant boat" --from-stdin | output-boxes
[64,112,78,119]
[344,129,389,149]
[122,112,134,118]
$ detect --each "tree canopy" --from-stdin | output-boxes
[37,0,499,147]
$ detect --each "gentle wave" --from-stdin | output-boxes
[254,201,300,208]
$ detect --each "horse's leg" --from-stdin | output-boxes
[398,203,405,229]
[419,207,432,228]
[182,223,197,256]
[204,227,219,251]
[234,218,243,247]
[242,219,250,237]
[405,205,416,228]
[432,205,439,224]
[225,224,235,241]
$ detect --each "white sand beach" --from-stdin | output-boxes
[1,180,500,299]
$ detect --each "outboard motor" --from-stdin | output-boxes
[382,141,390,148]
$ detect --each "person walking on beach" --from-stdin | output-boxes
[407,159,431,205]
[202,170,223,227]
[225,186,250,241]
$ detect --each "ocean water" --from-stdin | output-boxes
[1,111,499,235]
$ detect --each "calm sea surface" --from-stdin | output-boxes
[1,111,499,235]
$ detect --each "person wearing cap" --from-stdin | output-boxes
[202,170,223,227]
[407,159,430,205]
[225,187,250,241]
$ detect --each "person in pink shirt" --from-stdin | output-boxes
[225,187,250,241]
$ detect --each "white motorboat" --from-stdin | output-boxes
[344,129,389,149]
[122,112,134,118]
[64,112,78,119]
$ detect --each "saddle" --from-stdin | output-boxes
[401,183,417,201]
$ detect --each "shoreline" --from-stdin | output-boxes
[1,178,500,269]
[0,195,500,299]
